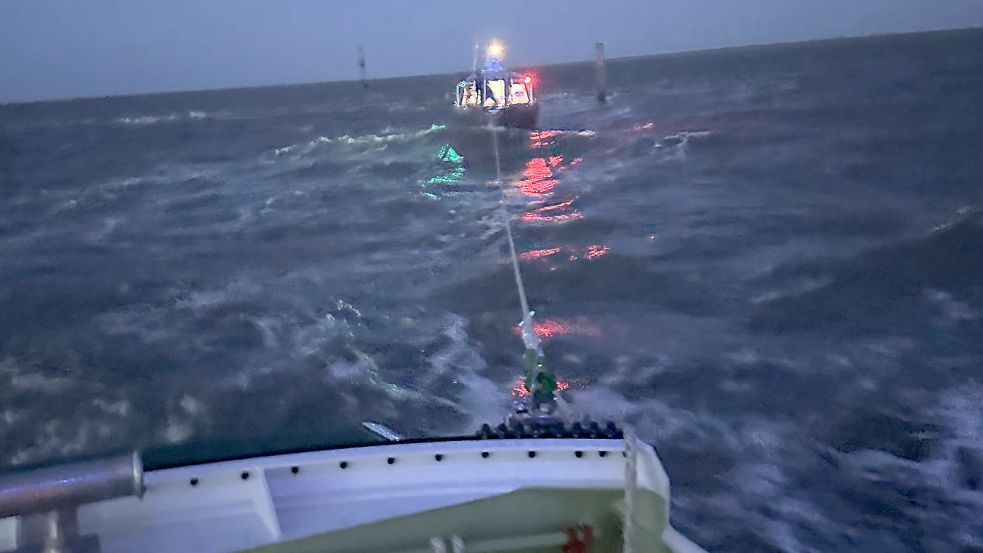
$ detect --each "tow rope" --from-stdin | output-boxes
[489,123,558,414]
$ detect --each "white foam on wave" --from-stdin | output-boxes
[1,410,22,427]
[89,216,122,242]
[1,358,72,394]
[271,124,447,159]
[659,130,712,147]
[101,176,143,191]
[836,383,983,548]
[10,372,74,394]
[426,314,504,431]
[290,313,343,358]
[0,358,142,465]
[43,175,146,215]
[114,110,209,126]
[9,419,117,466]
[328,347,435,406]
[332,123,446,146]
[933,383,983,469]
[569,381,735,448]
[163,420,193,444]
[163,393,208,444]
[570,355,840,552]
[92,398,131,417]
[115,114,179,125]
[315,312,506,435]
[646,130,713,163]
[750,277,833,304]
[924,289,979,323]
[931,205,980,233]
[174,279,263,311]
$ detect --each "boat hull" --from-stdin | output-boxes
[492,103,539,130]
[0,438,706,553]
[445,124,531,173]
[452,103,539,131]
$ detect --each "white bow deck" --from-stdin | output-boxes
[2,438,706,553]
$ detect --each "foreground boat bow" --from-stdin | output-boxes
[0,435,705,553]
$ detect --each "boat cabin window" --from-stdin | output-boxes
[484,79,506,108]
[510,80,530,104]
[455,77,529,109]
[455,81,480,107]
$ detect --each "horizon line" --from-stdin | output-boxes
[3,25,981,107]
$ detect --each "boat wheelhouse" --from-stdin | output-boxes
[453,41,539,130]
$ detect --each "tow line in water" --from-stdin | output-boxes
[488,121,561,419]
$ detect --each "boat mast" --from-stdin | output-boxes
[472,39,479,74]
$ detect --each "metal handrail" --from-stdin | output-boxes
[0,452,143,519]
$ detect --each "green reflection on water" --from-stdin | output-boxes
[422,145,466,194]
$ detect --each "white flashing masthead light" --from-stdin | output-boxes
[486,40,505,60]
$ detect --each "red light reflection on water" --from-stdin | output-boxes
[512,377,570,398]
[515,150,588,222]
[516,157,558,196]
[530,130,563,148]
[537,198,575,212]
[519,244,610,262]
[521,197,582,223]
[513,318,602,340]
[585,244,610,260]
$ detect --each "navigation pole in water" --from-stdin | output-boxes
[595,42,608,103]
[358,46,368,89]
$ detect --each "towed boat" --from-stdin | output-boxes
[453,40,539,130]
[447,41,539,167]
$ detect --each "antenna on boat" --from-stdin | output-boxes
[472,39,480,74]
[595,42,608,103]
[358,46,368,89]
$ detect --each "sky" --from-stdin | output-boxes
[2,0,982,103]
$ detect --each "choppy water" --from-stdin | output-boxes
[2,28,983,552]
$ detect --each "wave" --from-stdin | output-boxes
[115,114,178,125]
[656,130,713,149]
[332,123,446,145]
[751,209,983,334]
[0,357,138,466]
[271,124,447,160]
[832,384,983,550]
[114,110,210,126]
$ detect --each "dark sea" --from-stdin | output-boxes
[2,28,983,552]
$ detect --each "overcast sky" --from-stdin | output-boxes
[2,0,982,103]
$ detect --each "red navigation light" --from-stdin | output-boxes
[524,76,532,84]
